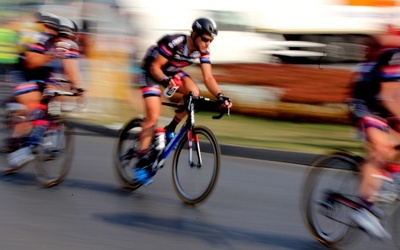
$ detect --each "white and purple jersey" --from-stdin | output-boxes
[139,34,212,98]
[142,34,211,73]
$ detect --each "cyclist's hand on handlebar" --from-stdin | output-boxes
[217,93,232,109]
[71,87,85,96]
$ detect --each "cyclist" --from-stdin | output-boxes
[6,12,83,169]
[135,17,232,185]
[348,47,400,239]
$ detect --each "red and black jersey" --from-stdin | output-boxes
[141,34,211,73]
[19,33,80,81]
[351,47,400,118]
[21,32,57,81]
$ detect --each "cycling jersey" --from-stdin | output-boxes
[19,32,58,81]
[139,34,212,97]
[12,33,80,96]
[141,34,211,74]
[350,47,400,120]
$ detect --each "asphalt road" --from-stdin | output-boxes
[0,128,397,250]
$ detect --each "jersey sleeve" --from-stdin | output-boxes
[27,33,52,54]
[200,48,211,64]
[157,35,174,60]
[376,48,400,82]
[55,39,80,59]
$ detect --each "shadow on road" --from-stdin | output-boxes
[0,172,129,195]
[94,212,328,250]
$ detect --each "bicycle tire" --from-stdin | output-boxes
[33,118,74,187]
[302,151,362,248]
[114,118,143,191]
[390,198,400,249]
[172,125,220,205]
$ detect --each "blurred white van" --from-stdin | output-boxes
[119,0,275,64]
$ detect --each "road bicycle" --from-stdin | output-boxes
[114,92,229,205]
[302,149,400,249]
[0,80,82,187]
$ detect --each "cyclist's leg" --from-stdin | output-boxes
[7,81,46,167]
[15,80,49,145]
[138,71,163,152]
[11,82,42,139]
[140,95,161,151]
[134,71,162,185]
[351,116,393,239]
[359,127,394,200]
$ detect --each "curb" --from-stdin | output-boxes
[70,119,319,166]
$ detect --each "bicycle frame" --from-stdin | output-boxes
[152,97,198,170]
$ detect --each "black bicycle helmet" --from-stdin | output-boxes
[59,16,78,39]
[191,17,218,37]
[36,12,60,31]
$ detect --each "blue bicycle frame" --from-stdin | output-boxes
[151,99,199,171]
[157,125,186,167]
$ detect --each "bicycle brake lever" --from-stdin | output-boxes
[212,109,226,119]
[212,113,223,119]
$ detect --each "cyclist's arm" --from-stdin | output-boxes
[200,63,221,97]
[24,51,53,69]
[62,58,83,89]
[149,54,170,81]
[57,38,83,90]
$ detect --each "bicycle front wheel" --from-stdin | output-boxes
[33,118,74,187]
[172,126,220,205]
[302,151,362,249]
[0,107,21,174]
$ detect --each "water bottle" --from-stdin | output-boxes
[377,164,400,203]
[388,163,400,197]
[163,76,182,98]
[153,127,166,151]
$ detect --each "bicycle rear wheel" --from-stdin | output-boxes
[387,197,400,249]
[114,118,143,191]
[172,126,220,205]
[302,151,362,248]
[33,118,74,187]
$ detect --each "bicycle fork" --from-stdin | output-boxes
[188,130,202,168]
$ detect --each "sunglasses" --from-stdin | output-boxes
[200,36,213,43]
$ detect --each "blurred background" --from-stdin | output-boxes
[2,0,400,152]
